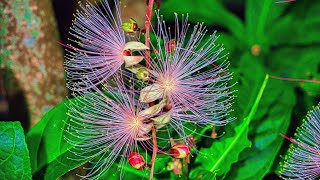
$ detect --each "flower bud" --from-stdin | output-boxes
[169,144,190,159]
[165,39,176,53]
[128,152,146,170]
[136,68,149,81]
[122,18,138,33]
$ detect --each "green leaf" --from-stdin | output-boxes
[100,163,152,180]
[26,99,70,174]
[267,1,320,46]
[193,74,269,177]
[226,79,296,179]
[0,121,32,180]
[232,53,266,120]
[26,99,90,179]
[160,0,244,40]
[189,168,216,179]
[245,0,291,42]
[267,47,320,97]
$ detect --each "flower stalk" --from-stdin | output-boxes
[145,0,154,68]
[144,1,158,179]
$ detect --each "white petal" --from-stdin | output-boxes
[124,55,144,67]
[139,84,163,103]
[152,113,171,129]
[124,41,149,50]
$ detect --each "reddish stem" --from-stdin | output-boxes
[145,0,154,68]
[145,1,157,180]
[270,75,320,84]
[275,0,296,4]
[149,128,158,180]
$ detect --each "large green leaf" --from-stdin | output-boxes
[0,121,32,180]
[226,79,296,179]
[26,98,91,179]
[27,99,70,174]
[191,74,269,177]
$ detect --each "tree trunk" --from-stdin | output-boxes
[0,0,67,127]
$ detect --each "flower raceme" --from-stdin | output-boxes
[64,0,235,179]
[64,0,148,91]
[280,104,320,179]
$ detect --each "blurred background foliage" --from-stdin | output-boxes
[0,0,319,179]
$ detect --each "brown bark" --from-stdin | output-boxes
[0,0,67,127]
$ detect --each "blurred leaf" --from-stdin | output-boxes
[232,53,266,120]
[245,0,290,40]
[267,47,320,97]
[100,163,151,180]
[189,168,216,179]
[192,74,269,177]
[154,154,171,175]
[0,121,32,180]
[268,1,320,46]
[160,0,244,40]
[226,79,296,179]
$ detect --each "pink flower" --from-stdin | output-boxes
[140,12,235,133]
[65,76,154,179]
[280,104,320,179]
[64,1,147,91]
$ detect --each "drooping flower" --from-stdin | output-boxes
[65,76,154,179]
[128,152,146,170]
[140,12,234,135]
[170,144,191,159]
[65,0,148,91]
[280,103,320,179]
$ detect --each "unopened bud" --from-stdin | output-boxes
[122,18,138,33]
[165,39,176,53]
[136,68,149,81]
[128,152,145,170]
[170,144,190,159]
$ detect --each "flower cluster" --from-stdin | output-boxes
[280,104,320,179]
[64,0,234,179]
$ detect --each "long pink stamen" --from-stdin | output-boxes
[56,40,78,51]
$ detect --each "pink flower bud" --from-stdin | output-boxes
[128,152,146,170]
[170,144,190,159]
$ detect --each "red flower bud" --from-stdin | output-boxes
[165,39,176,53]
[169,144,190,159]
[128,152,146,170]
